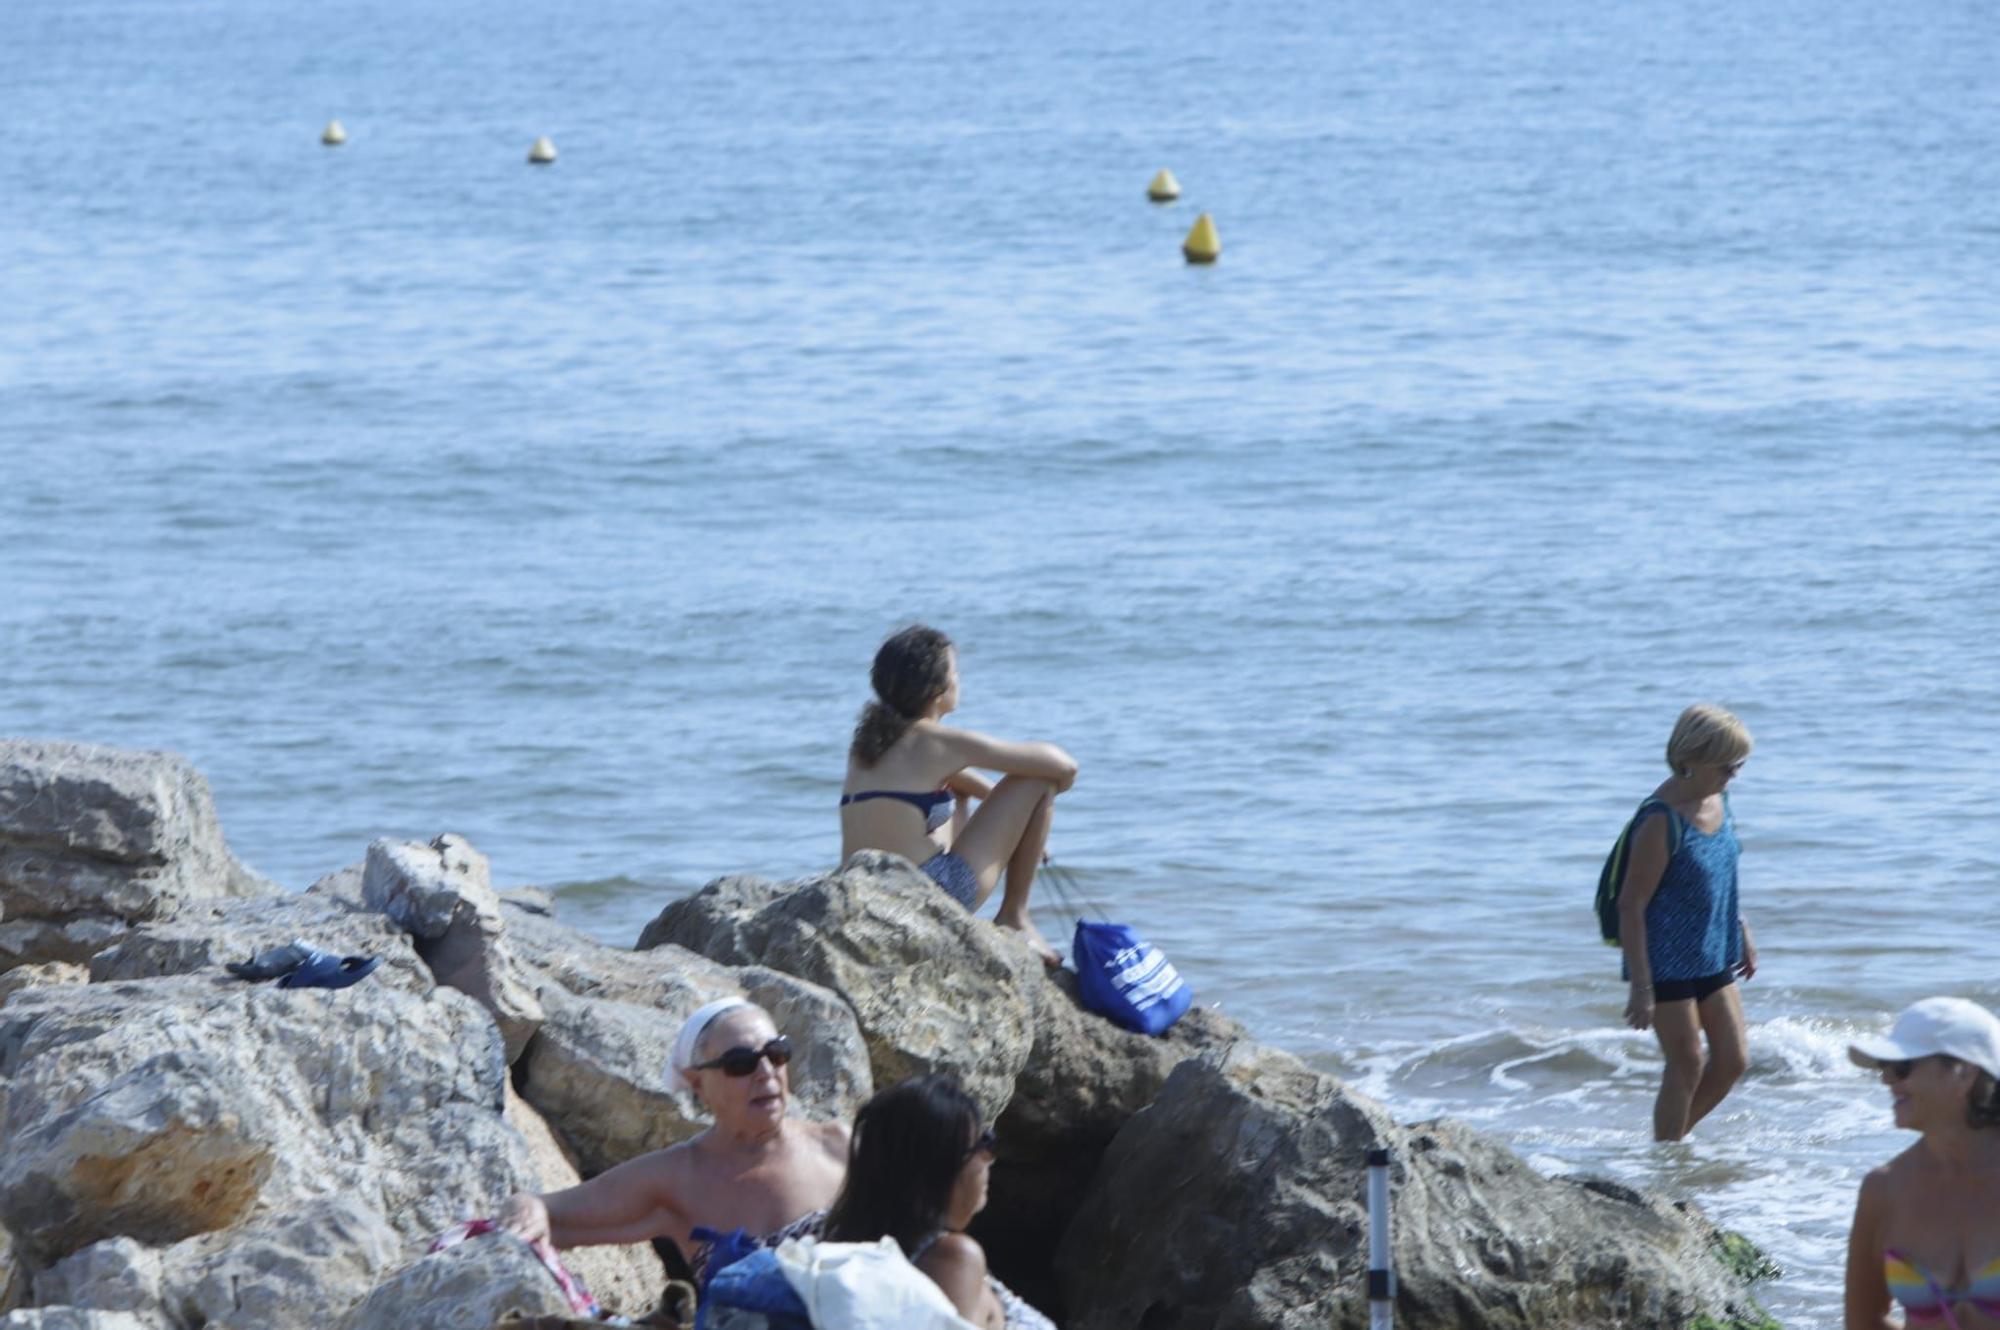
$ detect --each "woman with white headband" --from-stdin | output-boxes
[496,997,849,1282]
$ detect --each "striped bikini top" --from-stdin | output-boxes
[1886,1248,2000,1329]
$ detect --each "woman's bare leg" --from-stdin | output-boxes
[950,776,1060,965]
[1651,999,1706,1141]
[1684,984,1749,1132]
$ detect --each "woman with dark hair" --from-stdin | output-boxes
[823,1075,1054,1330]
[1844,997,2000,1330]
[840,624,1075,966]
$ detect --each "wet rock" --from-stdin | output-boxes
[0,741,272,972]
[637,852,1038,1117]
[1057,1043,1757,1330]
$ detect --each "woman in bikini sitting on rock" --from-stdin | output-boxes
[840,623,1076,967]
[496,999,847,1284]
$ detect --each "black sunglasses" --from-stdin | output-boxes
[1884,1054,1956,1081]
[965,1125,998,1159]
[693,1036,793,1078]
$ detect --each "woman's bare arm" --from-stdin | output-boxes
[1845,1168,1897,1330]
[1618,815,1669,1029]
[499,1152,685,1248]
[934,727,1076,791]
[916,1232,1002,1327]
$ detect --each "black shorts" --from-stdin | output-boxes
[1653,970,1734,1004]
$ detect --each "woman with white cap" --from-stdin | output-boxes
[1844,996,2000,1330]
[496,998,849,1282]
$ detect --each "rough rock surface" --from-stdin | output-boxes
[361,836,543,1060]
[638,852,1040,1117]
[86,894,430,996]
[0,1312,157,1329]
[0,973,529,1274]
[0,742,271,973]
[336,1237,576,1330]
[0,963,87,1007]
[1058,1042,1757,1330]
[505,898,870,1177]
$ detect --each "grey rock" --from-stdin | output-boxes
[637,852,1038,1118]
[0,1311,159,1330]
[1057,1042,1756,1330]
[87,894,429,996]
[336,1236,576,1330]
[0,741,272,973]
[361,836,543,1061]
[0,972,535,1279]
[31,1238,164,1316]
[0,962,87,1007]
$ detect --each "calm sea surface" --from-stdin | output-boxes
[5,0,1999,1323]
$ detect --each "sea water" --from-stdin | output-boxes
[5,0,1998,1323]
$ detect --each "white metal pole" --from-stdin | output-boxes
[1367,1146,1394,1330]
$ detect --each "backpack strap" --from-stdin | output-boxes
[1635,797,1685,859]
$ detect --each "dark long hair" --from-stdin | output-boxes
[849,625,954,768]
[822,1074,982,1256]
[1970,1068,2000,1129]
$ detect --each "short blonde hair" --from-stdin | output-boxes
[1666,703,1753,776]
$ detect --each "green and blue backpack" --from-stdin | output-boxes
[1594,798,1683,944]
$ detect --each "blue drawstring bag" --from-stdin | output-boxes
[1072,919,1193,1036]
[696,1246,812,1330]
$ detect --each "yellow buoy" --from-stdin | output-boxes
[528,136,558,165]
[1146,168,1180,203]
[321,120,347,147]
[1182,212,1220,264]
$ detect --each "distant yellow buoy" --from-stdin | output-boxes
[321,120,347,147]
[1182,212,1220,264]
[528,136,558,165]
[1146,168,1180,203]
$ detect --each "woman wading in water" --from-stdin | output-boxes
[1619,702,1759,1141]
[841,624,1074,966]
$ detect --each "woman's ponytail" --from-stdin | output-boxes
[849,625,954,767]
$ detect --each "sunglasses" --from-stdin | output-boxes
[692,1035,793,1078]
[1884,1054,1956,1081]
[965,1126,998,1160]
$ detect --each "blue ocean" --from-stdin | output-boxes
[6,0,1998,1321]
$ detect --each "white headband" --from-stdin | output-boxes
[666,997,756,1095]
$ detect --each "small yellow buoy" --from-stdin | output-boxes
[1182,212,1220,264]
[528,136,558,165]
[321,120,347,147]
[1146,168,1180,203]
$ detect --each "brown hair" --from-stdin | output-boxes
[1969,1068,2000,1129]
[850,625,954,768]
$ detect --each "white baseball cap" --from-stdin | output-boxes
[1848,997,2000,1080]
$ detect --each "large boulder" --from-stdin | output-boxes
[361,836,543,1061]
[31,1199,402,1330]
[0,741,271,973]
[0,972,531,1279]
[504,899,869,1178]
[638,852,1040,1118]
[336,1237,576,1330]
[1058,1043,1762,1330]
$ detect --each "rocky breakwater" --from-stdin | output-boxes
[0,741,1777,1328]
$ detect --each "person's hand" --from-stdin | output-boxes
[1624,984,1655,1031]
[496,1192,551,1245]
[1736,923,1758,982]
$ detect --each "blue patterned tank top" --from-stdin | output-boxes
[1641,795,1743,982]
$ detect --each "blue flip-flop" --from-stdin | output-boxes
[276,948,381,990]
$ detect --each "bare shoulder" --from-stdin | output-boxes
[804,1116,852,1160]
[917,1231,989,1280]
